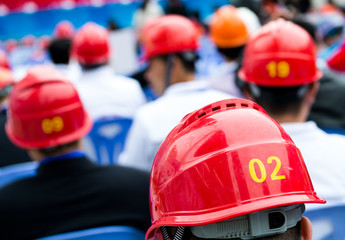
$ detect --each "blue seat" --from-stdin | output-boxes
[36,225,145,240]
[321,127,345,135]
[83,117,133,165]
[304,205,345,240]
[0,161,37,188]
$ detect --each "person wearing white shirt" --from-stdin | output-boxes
[118,15,233,171]
[72,22,146,121]
[239,19,345,210]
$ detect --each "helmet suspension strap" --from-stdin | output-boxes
[160,226,185,240]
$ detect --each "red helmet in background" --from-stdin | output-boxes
[0,67,15,91]
[327,43,345,72]
[209,5,249,48]
[4,39,17,53]
[53,20,75,39]
[0,49,11,70]
[238,19,322,87]
[5,65,92,149]
[21,34,36,47]
[141,15,199,60]
[146,98,325,240]
[71,22,110,65]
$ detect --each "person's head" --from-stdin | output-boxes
[5,65,92,161]
[71,22,110,69]
[0,67,15,104]
[140,15,199,96]
[209,5,249,61]
[146,98,325,240]
[48,38,71,65]
[238,19,322,122]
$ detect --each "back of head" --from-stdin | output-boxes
[146,98,325,240]
[48,38,71,64]
[239,18,322,87]
[5,65,92,150]
[209,5,249,48]
[140,15,199,61]
[0,67,15,101]
[71,22,110,66]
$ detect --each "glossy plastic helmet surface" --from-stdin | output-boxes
[5,65,92,149]
[72,22,110,65]
[141,15,199,60]
[53,20,75,39]
[327,43,345,72]
[210,5,249,48]
[146,98,325,240]
[238,19,322,86]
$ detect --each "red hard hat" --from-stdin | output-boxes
[0,67,15,90]
[21,34,36,47]
[327,43,345,72]
[146,98,325,240]
[0,49,11,70]
[5,65,92,149]
[53,20,75,39]
[238,19,322,87]
[72,22,110,65]
[141,15,199,60]
[209,5,249,48]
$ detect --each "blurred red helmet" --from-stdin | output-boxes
[141,15,199,60]
[53,20,75,39]
[5,65,92,149]
[71,22,110,65]
[0,49,11,69]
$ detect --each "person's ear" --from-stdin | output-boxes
[301,216,313,240]
[243,85,255,101]
[306,82,319,105]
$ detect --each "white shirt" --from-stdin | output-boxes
[75,66,146,120]
[118,80,234,171]
[281,121,345,210]
[208,61,244,98]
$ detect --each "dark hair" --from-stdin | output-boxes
[37,140,79,156]
[48,39,71,64]
[80,63,105,70]
[217,45,245,61]
[159,51,198,73]
[245,83,310,116]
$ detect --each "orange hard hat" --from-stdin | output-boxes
[209,5,249,48]
[146,98,325,240]
[238,19,322,87]
[5,65,92,149]
[141,15,199,60]
[71,22,110,65]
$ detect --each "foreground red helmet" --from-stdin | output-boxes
[53,20,75,39]
[72,22,110,65]
[238,19,322,87]
[0,49,11,69]
[5,65,92,149]
[141,15,199,60]
[147,98,325,240]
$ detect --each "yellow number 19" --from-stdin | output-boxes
[266,61,290,78]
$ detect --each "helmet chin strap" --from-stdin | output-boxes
[164,55,174,93]
[160,226,185,240]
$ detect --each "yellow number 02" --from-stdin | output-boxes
[266,61,290,78]
[249,156,286,183]
[42,116,64,134]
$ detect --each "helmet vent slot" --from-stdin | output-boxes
[198,112,206,118]
[241,103,249,107]
[226,103,236,108]
[212,106,221,112]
